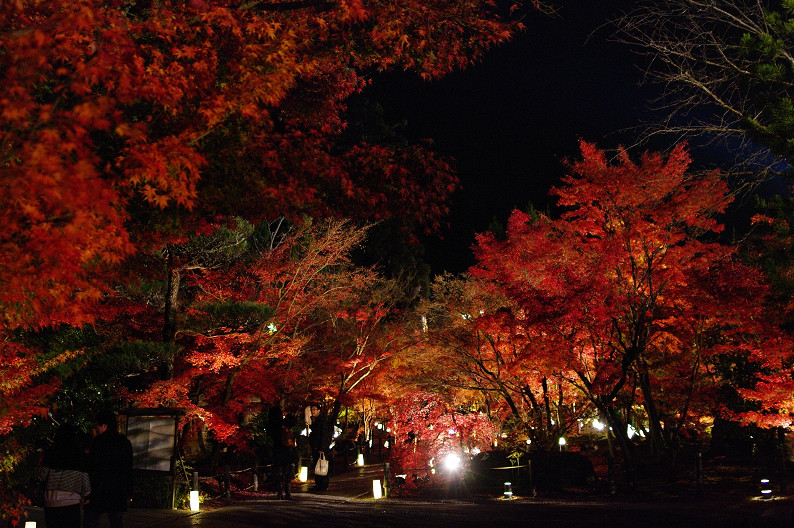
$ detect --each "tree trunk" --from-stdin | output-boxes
[162,259,181,379]
[541,377,553,438]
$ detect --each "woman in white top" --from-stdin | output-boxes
[36,424,91,528]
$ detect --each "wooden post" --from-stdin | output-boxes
[527,459,536,497]
[383,462,391,498]
[696,451,703,495]
[608,453,616,495]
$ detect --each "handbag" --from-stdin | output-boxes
[314,451,329,476]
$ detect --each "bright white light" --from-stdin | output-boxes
[627,425,636,439]
[443,453,462,472]
[592,419,605,431]
[24,523,36,528]
[372,479,383,499]
[189,490,200,511]
[558,437,566,446]
[384,440,389,448]
[267,322,278,334]
[357,453,365,466]
[761,478,772,497]
[471,447,481,455]
[300,428,308,436]
[298,466,308,482]
[526,439,531,445]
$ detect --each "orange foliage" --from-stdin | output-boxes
[471,142,785,453]
[0,0,531,442]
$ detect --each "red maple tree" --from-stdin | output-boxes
[471,142,783,469]
[0,0,530,469]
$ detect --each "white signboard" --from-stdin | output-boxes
[127,416,175,472]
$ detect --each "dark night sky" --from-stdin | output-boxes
[365,2,654,274]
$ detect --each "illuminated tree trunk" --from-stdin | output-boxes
[163,251,181,380]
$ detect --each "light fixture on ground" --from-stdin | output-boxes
[761,478,773,498]
[503,481,513,499]
[357,453,365,466]
[298,466,308,482]
[24,523,36,528]
[189,490,200,511]
[372,479,383,499]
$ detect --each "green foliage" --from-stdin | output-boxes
[168,218,255,270]
[244,409,276,465]
[745,194,794,331]
[183,302,276,334]
[249,217,294,255]
[737,5,794,161]
[131,472,188,509]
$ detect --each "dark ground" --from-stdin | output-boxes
[18,454,794,527]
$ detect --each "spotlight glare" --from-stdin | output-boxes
[443,453,462,472]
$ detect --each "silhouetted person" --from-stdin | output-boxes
[36,424,91,528]
[273,413,297,499]
[308,404,330,491]
[84,410,132,528]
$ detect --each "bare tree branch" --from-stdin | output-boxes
[612,0,794,181]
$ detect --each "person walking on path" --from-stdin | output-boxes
[273,413,298,499]
[308,404,331,492]
[36,424,91,528]
[84,410,133,528]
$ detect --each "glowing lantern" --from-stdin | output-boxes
[189,490,200,511]
[372,479,383,499]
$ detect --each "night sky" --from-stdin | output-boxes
[364,2,654,274]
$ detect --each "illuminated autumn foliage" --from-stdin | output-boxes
[0,0,531,517]
[0,0,527,339]
[470,142,789,467]
[387,390,496,489]
[5,0,794,519]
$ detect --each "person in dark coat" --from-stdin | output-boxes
[84,410,133,528]
[36,424,91,528]
[308,404,330,491]
[272,413,297,499]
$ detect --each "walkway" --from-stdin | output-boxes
[21,464,385,528]
[18,464,794,528]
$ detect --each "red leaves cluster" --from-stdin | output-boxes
[388,390,496,482]
[0,0,530,452]
[470,142,788,450]
[1,0,524,328]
